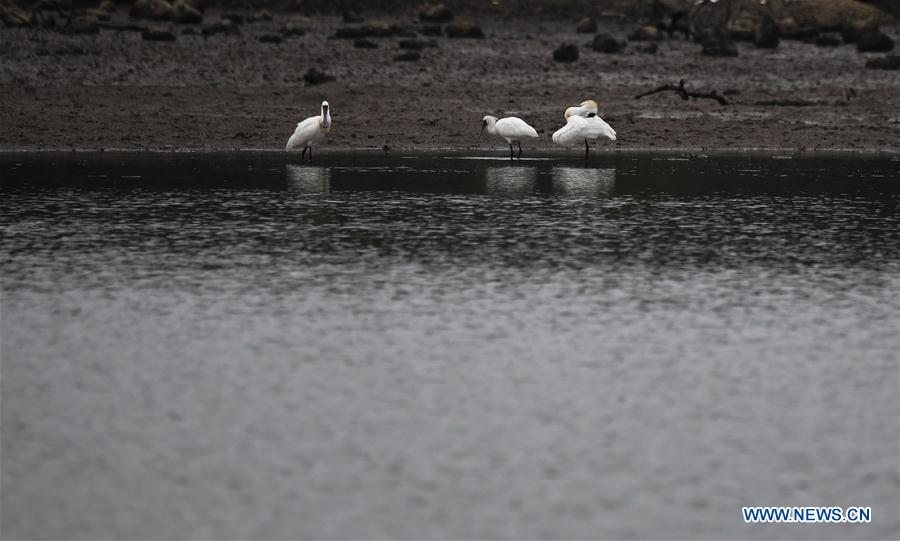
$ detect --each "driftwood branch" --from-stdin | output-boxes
[635,79,728,105]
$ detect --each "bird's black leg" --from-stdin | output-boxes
[508,143,514,161]
[308,146,313,164]
[301,146,308,164]
[584,139,590,161]
[517,141,523,159]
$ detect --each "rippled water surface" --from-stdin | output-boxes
[2,153,899,539]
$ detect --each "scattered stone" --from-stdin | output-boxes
[259,33,282,43]
[399,38,437,50]
[575,16,596,34]
[419,3,452,23]
[353,38,377,48]
[777,17,818,41]
[303,67,334,85]
[841,19,878,43]
[221,12,244,24]
[591,33,626,53]
[98,0,116,13]
[815,33,841,47]
[754,16,779,49]
[342,11,362,23]
[865,54,900,70]
[180,25,194,34]
[142,26,175,40]
[249,10,271,22]
[334,23,389,39]
[701,37,738,57]
[201,18,236,36]
[280,22,305,37]
[34,0,71,11]
[84,8,110,21]
[635,42,658,54]
[628,25,661,41]
[130,0,174,20]
[419,24,441,36]
[173,0,201,24]
[1,0,32,26]
[857,30,894,52]
[394,51,421,61]
[65,14,99,33]
[445,20,483,38]
[553,43,579,62]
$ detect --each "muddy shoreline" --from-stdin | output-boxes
[1,14,899,153]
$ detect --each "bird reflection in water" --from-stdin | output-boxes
[484,166,538,196]
[285,164,331,193]
[550,166,616,196]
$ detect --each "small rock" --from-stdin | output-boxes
[701,37,737,57]
[394,51,421,61]
[142,26,175,40]
[98,0,116,13]
[399,38,437,50]
[201,18,236,36]
[342,11,362,23]
[815,33,841,47]
[180,25,194,34]
[281,22,305,37]
[841,19,878,43]
[353,38,377,48]
[419,24,441,36]
[84,8,110,21]
[221,12,243,23]
[259,33,282,43]
[34,0,71,11]
[777,17,818,41]
[865,55,900,70]
[445,20,483,38]
[591,33,625,53]
[303,67,334,85]
[419,3,452,23]
[857,30,894,53]
[635,42,658,54]
[173,0,201,24]
[553,43,579,62]
[130,0,174,20]
[575,16,596,34]
[754,16,779,49]
[65,14,99,33]
[628,25,661,41]
[249,10,272,22]
[0,0,32,26]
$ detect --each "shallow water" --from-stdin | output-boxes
[2,152,899,540]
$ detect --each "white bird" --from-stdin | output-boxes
[286,100,331,164]
[481,115,539,160]
[552,101,616,160]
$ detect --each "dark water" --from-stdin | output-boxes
[2,152,899,540]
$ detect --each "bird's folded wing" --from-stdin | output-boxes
[584,117,617,141]
[497,117,539,138]
[286,116,319,151]
[551,116,586,146]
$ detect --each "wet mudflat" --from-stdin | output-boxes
[1,152,899,539]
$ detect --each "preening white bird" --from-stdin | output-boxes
[286,100,331,164]
[564,99,599,119]
[481,115,539,159]
[552,103,616,160]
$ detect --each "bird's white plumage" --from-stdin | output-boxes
[285,101,331,152]
[552,115,617,146]
[483,115,538,143]
[493,117,539,142]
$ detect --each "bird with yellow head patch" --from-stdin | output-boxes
[553,99,616,160]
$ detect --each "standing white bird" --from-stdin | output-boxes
[286,101,331,164]
[552,102,616,160]
[481,115,539,160]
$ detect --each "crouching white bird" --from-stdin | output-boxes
[286,100,331,164]
[552,101,616,160]
[481,115,539,160]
